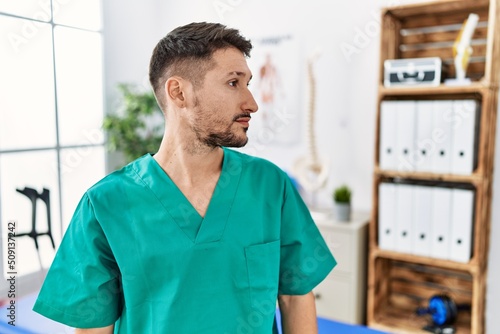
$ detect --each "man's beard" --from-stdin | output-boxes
[201,129,248,148]
[191,97,249,148]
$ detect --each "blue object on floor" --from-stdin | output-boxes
[2,292,389,333]
[275,308,389,334]
[317,317,389,334]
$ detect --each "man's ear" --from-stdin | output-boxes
[165,76,188,108]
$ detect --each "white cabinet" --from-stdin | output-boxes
[311,211,369,325]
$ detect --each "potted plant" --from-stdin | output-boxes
[103,83,164,163]
[333,185,352,222]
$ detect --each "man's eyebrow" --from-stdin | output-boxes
[227,71,252,79]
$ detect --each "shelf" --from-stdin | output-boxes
[379,83,489,97]
[369,0,499,332]
[370,247,477,274]
[374,167,483,184]
[385,0,489,19]
[369,304,471,334]
[369,257,474,333]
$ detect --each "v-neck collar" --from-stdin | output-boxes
[133,147,243,244]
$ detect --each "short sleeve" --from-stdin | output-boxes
[278,176,337,295]
[33,193,122,328]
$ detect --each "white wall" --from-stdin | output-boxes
[102,0,166,171]
[153,0,384,211]
[102,0,499,331]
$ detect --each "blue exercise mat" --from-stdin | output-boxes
[275,309,389,334]
[2,293,389,333]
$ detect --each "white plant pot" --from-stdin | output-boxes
[334,202,351,222]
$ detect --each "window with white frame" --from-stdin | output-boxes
[0,0,105,296]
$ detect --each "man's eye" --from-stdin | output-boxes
[229,80,238,87]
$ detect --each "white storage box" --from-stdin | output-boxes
[384,57,446,87]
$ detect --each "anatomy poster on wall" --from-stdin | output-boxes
[246,35,302,146]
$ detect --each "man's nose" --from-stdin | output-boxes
[243,88,259,113]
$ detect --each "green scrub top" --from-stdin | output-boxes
[33,147,336,333]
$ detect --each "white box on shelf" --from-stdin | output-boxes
[412,185,433,257]
[395,184,414,253]
[431,187,452,260]
[384,57,445,87]
[451,100,479,175]
[379,101,398,170]
[415,101,434,172]
[450,188,475,263]
[431,101,453,174]
[378,183,397,251]
[395,101,417,172]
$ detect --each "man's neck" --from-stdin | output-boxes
[153,136,224,217]
[153,137,224,187]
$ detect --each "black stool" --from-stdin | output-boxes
[15,187,56,251]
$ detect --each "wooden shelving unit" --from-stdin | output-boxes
[379,83,490,97]
[367,0,500,333]
[374,167,484,184]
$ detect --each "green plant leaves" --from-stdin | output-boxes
[333,185,351,203]
[102,84,164,162]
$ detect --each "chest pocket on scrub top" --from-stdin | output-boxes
[245,240,280,311]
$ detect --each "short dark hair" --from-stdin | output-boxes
[149,22,252,111]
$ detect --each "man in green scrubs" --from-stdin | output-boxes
[33,22,336,334]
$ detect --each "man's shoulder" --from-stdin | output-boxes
[86,155,148,197]
[225,148,286,178]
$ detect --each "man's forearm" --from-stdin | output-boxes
[75,324,114,334]
[278,291,318,334]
